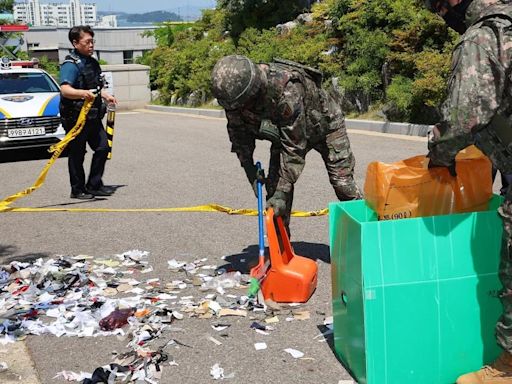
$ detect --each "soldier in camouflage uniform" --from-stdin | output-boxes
[426,0,512,381]
[211,55,362,230]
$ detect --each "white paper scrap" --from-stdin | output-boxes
[210,363,224,380]
[54,370,92,381]
[254,342,267,350]
[284,348,304,359]
[324,316,333,325]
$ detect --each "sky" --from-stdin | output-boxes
[15,0,217,13]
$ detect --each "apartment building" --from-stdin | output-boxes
[14,0,98,28]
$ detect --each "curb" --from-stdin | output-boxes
[144,105,433,137]
[0,341,40,384]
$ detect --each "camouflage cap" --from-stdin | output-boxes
[211,55,265,110]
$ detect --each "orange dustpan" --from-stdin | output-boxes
[259,208,318,303]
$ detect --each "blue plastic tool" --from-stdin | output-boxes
[248,161,268,296]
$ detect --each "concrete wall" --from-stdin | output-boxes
[102,64,150,110]
[23,26,156,64]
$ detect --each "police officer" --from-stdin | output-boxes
[211,55,362,230]
[60,25,117,199]
[425,0,512,381]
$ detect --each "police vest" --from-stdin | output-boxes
[60,51,104,122]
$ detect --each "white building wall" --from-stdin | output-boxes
[57,5,70,27]
[97,15,117,28]
[14,0,100,27]
[13,4,27,23]
[49,27,157,64]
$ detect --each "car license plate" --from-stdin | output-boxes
[7,127,46,138]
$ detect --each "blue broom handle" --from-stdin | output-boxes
[256,162,265,257]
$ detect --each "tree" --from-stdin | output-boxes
[0,0,14,14]
[218,0,312,41]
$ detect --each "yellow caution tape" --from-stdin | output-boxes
[0,204,329,216]
[0,100,93,210]
[0,98,329,217]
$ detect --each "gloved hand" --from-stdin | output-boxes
[427,155,457,177]
[243,163,266,197]
[266,190,288,217]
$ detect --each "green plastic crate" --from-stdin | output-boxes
[329,196,503,384]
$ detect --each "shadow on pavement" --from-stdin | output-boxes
[0,147,68,163]
[316,324,356,380]
[0,244,50,264]
[34,186,126,208]
[218,241,330,274]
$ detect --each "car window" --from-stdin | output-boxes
[0,72,59,94]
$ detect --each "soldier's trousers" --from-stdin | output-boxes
[265,127,362,231]
[497,187,512,352]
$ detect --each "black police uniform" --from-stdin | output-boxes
[59,50,109,196]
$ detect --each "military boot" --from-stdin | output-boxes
[456,352,512,383]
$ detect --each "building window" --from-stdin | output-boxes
[123,50,133,64]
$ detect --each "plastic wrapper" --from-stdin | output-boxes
[364,145,492,220]
[99,308,134,331]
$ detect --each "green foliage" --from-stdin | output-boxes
[141,23,194,47]
[37,56,59,78]
[0,0,14,13]
[143,0,458,123]
[141,14,236,103]
[330,0,457,121]
[218,0,313,41]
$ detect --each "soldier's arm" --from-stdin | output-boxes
[226,110,256,167]
[429,31,505,165]
[275,81,308,193]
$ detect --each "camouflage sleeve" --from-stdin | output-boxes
[226,110,256,166]
[275,81,308,193]
[429,28,505,165]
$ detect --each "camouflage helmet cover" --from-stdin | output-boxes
[211,55,265,110]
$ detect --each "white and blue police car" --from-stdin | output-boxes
[0,56,65,150]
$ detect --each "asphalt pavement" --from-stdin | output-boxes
[0,110,495,383]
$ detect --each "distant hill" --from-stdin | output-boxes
[97,11,129,17]
[97,8,205,22]
[127,11,182,23]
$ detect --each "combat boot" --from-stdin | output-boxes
[456,352,512,383]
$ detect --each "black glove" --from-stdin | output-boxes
[427,156,457,177]
[242,163,266,197]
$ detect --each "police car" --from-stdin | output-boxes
[0,56,65,150]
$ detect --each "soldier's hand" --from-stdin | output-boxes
[266,191,288,217]
[427,155,457,177]
[252,168,266,197]
[243,163,266,198]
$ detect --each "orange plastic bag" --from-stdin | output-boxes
[364,145,493,220]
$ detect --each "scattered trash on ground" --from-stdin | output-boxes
[0,249,331,382]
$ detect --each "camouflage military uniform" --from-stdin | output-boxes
[223,60,362,227]
[428,0,512,352]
